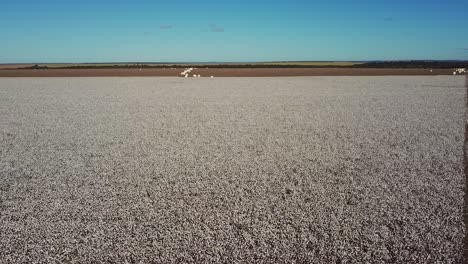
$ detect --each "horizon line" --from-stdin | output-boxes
[2,59,468,65]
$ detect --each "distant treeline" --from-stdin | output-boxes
[353,61,468,69]
[24,64,50,69]
[17,61,468,69]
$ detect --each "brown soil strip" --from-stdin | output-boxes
[190,68,453,77]
[0,68,182,77]
[0,68,454,77]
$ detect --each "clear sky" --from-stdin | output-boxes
[1,0,467,63]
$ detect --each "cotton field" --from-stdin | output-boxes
[0,76,465,263]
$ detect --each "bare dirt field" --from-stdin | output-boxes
[0,77,465,263]
[0,68,183,77]
[0,68,454,77]
[190,68,453,77]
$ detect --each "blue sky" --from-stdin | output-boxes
[1,0,467,63]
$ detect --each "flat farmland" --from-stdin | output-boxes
[0,68,455,77]
[0,77,465,263]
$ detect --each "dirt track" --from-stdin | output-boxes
[0,68,455,77]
